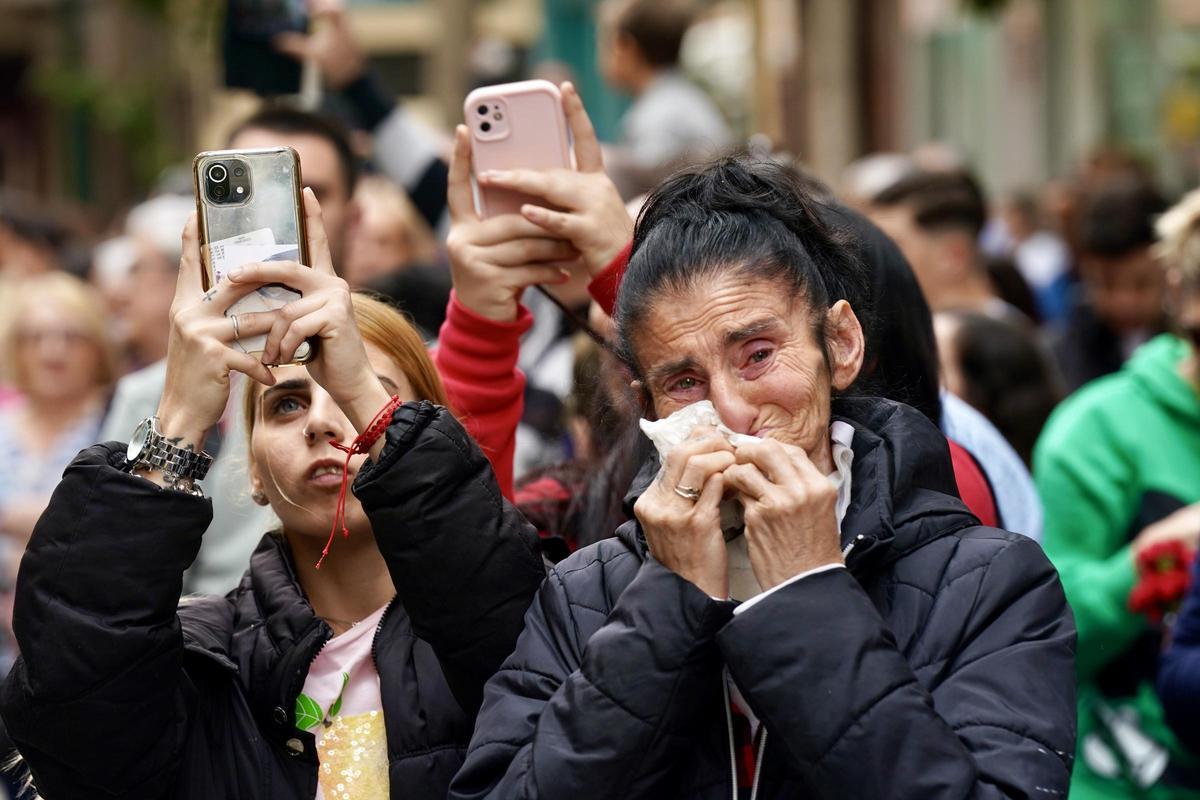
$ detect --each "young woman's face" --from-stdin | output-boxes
[249,342,415,541]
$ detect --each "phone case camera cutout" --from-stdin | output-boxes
[464,79,573,218]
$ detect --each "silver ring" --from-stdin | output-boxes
[673,484,702,502]
[230,313,241,340]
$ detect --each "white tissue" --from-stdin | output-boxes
[639,401,756,539]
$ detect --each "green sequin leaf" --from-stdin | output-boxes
[294,693,324,731]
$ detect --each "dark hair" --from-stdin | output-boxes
[227,106,359,197]
[943,311,1063,466]
[611,0,694,68]
[984,255,1041,324]
[830,203,942,423]
[1077,176,1168,258]
[614,155,868,376]
[873,169,987,238]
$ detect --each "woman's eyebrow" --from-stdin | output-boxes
[261,377,310,403]
[724,318,783,346]
[378,375,400,394]
[646,357,698,384]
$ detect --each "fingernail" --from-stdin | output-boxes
[481,170,504,181]
[521,204,543,218]
[229,265,243,279]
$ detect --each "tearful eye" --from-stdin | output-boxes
[673,377,698,391]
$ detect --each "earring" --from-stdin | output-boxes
[251,489,268,506]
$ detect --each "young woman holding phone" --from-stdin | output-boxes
[0,190,545,800]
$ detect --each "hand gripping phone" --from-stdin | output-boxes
[463,79,573,218]
[192,146,313,363]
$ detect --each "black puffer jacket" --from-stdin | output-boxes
[452,398,1077,799]
[0,402,545,800]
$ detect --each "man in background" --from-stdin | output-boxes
[1054,176,1169,391]
[598,0,732,195]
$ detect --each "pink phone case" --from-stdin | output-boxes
[464,80,573,218]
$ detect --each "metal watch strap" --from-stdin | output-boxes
[141,437,212,481]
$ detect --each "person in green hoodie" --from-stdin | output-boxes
[1036,186,1200,800]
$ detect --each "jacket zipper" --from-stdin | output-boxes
[369,594,399,673]
[842,533,865,560]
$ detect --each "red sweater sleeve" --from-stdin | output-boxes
[433,290,533,501]
[947,438,999,528]
[587,241,631,317]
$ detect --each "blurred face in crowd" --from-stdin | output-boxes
[868,205,974,308]
[1080,247,1165,335]
[229,128,357,269]
[597,2,643,93]
[247,342,413,541]
[114,237,176,365]
[0,223,58,278]
[15,300,104,403]
[631,272,863,470]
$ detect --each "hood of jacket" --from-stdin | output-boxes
[617,396,978,574]
[1126,333,1200,425]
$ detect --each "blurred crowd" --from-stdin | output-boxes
[1,0,1200,798]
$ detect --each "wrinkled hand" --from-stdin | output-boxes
[477,82,633,278]
[446,125,576,322]
[228,188,390,435]
[1133,502,1200,559]
[633,427,736,598]
[274,0,366,90]
[722,439,844,591]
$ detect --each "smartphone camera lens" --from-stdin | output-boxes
[481,121,492,133]
[214,184,227,198]
[477,104,489,115]
[233,166,245,178]
[208,164,228,183]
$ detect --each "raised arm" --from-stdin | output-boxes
[0,213,290,798]
[275,1,450,233]
[354,400,545,714]
[435,122,576,498]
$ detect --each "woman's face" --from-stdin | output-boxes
[248,342,415,540]
[15,300,103,402]
[631,272,864,461]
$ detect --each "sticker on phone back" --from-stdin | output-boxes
[206,227,304,356]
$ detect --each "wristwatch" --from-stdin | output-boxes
[126,417,213,497]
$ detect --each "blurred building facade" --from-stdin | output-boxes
[1,0,1199,215]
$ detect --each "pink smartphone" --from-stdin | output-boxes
[464,79,573,218]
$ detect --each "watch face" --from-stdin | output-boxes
[127,418,152,462]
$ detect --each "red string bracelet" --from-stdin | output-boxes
[315,394,403,570]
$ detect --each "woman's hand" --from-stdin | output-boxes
[227,188,392,437]
[446,125,577,322]
[477,82,633,279]
[1132,502,1200,559]
[155,216,285,450]
[633,427,736,598]
[722,439,844,591]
